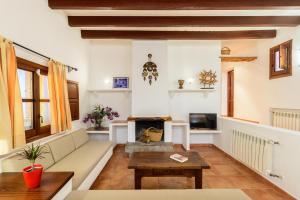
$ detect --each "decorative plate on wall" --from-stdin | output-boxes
[142,54,158,85]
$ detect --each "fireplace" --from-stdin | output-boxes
[135,119,164,142]
[127,116,172,143]
[126,116,174,154]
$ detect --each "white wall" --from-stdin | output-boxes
[221,26,300,124]
[168,41,221,121]
[0,0,89,129]
[89,40,132,90]
[88,40,132,124]
[215,117,300,199]
[88,40,222,143]
[168,41,221,144]
[131,40,169,117]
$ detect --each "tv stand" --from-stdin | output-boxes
[190,129,222,134]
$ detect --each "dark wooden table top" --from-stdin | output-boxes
[128,152,210,170]
[0,172,74,200]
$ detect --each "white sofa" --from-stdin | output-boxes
[65,189,251,200]
[1,128,114,190]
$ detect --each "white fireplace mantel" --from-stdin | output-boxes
[109,120,190,150]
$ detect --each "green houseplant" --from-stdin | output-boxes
[17,144,48,189]
[83,105,119,130]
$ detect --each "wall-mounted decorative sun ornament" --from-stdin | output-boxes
[199,70,217,89]
[142,54,158,85]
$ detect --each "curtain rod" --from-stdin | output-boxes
[12,42,78,72]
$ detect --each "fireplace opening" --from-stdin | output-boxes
[135,120,164,143]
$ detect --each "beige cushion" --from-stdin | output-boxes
[47,140,113,189]
[48,135,76,162]
[1,144,55,172]
[65,189,251,200]
[71,129,90,148]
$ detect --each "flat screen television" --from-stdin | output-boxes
[189,113,217,130]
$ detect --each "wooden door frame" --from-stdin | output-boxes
[227,70,234,117]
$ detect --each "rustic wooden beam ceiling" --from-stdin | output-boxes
[81,30,277,40]
[48,0,300,10]
[68,16,300,27]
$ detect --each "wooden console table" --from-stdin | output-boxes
[0,172,74,200]
[128,152,209,189]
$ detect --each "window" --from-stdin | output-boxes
[67,80,79,121]
[17,58,50,142]
[270,40,292,79]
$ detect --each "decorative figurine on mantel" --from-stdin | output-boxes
[199,70,217,89]
[178,79,185,89]
[142,54,159,85]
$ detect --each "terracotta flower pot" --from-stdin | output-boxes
[23,164,43,189]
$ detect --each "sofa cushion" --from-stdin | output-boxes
[47,140,113,189]
[1,144,55,172]
[65,189,251,200]
[48,135,76,162]
[71,129,89,148]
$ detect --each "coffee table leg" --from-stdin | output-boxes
[195,169,203,189]
[134,170,142,189]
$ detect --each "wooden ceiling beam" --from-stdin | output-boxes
[81,30,277,40]
[220,56,258,62]
[48,0,300,10]
[69,16,300,27]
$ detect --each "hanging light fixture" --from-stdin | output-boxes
[142,54,158,85]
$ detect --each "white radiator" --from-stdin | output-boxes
[271,108,300,131]
[232,130,276,175]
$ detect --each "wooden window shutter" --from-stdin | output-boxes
[67,80,79,121]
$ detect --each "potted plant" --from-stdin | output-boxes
[83,105,119,130]
[17,144,48,189]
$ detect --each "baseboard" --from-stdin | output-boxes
[212,144,296,200]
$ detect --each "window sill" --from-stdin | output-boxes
[26,133,51,143]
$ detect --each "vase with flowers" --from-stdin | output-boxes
[83,105,119,130]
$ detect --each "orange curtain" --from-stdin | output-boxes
[0,36,25,154]
[48,60,72,134]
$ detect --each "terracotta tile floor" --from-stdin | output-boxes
[91,145,295,200]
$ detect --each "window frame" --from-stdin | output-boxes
[269,40,292,79]
[17,57,51,142]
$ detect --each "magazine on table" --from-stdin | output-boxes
[170,153,188,163]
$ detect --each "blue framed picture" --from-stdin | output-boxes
[113,77,129,88]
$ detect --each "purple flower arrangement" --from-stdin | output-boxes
[83,105,119,129]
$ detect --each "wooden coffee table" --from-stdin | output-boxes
[128,151,210,189]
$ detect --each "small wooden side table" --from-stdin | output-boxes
[0,172,74,200]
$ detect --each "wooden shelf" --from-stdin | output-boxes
[111,120,128,126]
[88,89,131,93]
[169,89,216,93]
[190,129,222,134]
[172,120,189,126]
[220,56,257,62]
[86,127,109,134]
